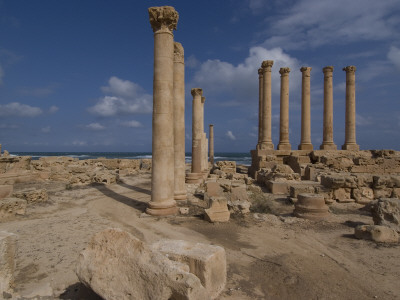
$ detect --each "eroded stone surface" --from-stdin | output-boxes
[355,225,398,243]
[370,198,400,232]
[0,231,16,294]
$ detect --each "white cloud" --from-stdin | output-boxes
[89,76,152,116]
[72,140,87,146]
[226,130,236,140]
[19,86,55,97]
[191,46,301,103]
[41,126,51,133]
[48,105,59,114]
[86,123,105,130]
[259,0,400,50]
[0,124,19,129]
[388,46,400,70]
[121,120,143,128]
[0,102,42,117]
[186,55,200,69]
[356,114,372,126]
[0,64,3,85]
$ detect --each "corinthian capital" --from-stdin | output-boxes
[201,96,206,104]
[323,66,334,73]
[279,67,291,75]
[174,42,184,63]
[258,68,263,76]
[300,66,312,76]
[343,65,356,73]
[261,60,274,72]
[191,88,203,97]
[148,6,179,33]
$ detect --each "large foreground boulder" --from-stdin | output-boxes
[370,198,400,232]
[76,228,210,300]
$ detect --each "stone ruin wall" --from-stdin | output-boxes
[249,149,400,204]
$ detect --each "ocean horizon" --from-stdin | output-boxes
[9,151,252,166]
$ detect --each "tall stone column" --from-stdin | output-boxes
[200,97,207,172]
[186,88,203,183]
[277,67,291,150]
[209,124,214,165]
[147,6,179,216]
[257,68,263,149]
[260,60,274,150]
[342,66,359,150]
[298,67,313,150]
[320,66,337,150]
[173,42,186,201]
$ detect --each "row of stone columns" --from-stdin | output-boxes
[147,6,187,216]
[256,61,359,151]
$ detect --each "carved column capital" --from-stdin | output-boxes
[201,96,206,104]
[174,42,184,63]
[148,6,179,33]
[258,68,263,77]
[279,67,291,75]
[261,60,274,72]
[343,65,356,73]
[191,88,203,97]
[323,66,334,73]
[300,66,312,76]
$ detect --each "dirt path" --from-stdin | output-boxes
[1,174,399,299]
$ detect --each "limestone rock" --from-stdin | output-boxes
[204,182,223,206]
[370,198,400,232]
[0,185,13,200]
[228,187,251,214]
[0,231,16,294]
[152,240,226,299]
[215,161,236,174]
[204,197,230,223]
[76,228,209,300]
[355,225,398,243]
[352,187,374,204]
[12,189,48,204]
[0,198,26,220]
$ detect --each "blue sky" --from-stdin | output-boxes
[0,0,399,152]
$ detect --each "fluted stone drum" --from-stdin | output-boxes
[294,193,329,220]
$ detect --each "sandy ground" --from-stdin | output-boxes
[1,172,399,300]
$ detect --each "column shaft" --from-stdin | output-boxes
[209,125,214,165]
[260,60,274,150]
[320,66,337,150]
[277,67,291,150]
[298,67,313,150]
[173,42,186,201]
[147,6,179,215]
[257,68,263,148]
[342,66,359,150]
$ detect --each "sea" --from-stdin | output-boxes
[9,152,252,166]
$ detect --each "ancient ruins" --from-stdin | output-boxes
[0,4,399,300]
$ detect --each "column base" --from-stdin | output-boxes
[258,142,274,150]
[342,143,359,151]
[146,199,178,216]
[185,173,203,184]
[174,191,187,202]
[320,143,337,150]
[277,143,291,150]
[298,143,313,150]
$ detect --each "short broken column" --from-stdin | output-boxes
[277,67,291,150]
[257,68,263,149]
[294,193,329,220]
[260,60,274,150]
[186,88,203,184]
[298,67,313,150]
[209,124,214,165]
[146,6,179,216]
[342,66,360,151]
[320,66,337,150]
[173,42,187,201]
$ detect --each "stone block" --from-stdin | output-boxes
[0,198,27,220]
[333,188,353,203]
[355,225,398,243]
[266,180,289,194]
[76,229,209,300]
[352,187,374,204]
[204,197,230,223]
[204,182,223,206]
[373,188,392,199]
[0,231,16,294]
[119,159,140,170]
[229,187,251,214]
[0,185,13,200]
[140,159,152,170]
[215,161,236,174]
[370,198,400,232]
[321,174,357,189]
[12,189,48,204]
[152,239,226,299]
[289,181,320,198]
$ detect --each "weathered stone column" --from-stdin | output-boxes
[257,68,263,149]
[298,67,313,150]
[173,42,186,201]
[320,66,337,150]
[342,66,359,150]
[146,6,179,216]
[200,97,207,172]
[186,88,203,183]
[277,67,291,150]
[260,60,274,150]
[209,124,214,165]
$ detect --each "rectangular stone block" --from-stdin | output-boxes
[205,197,230,223]
[0,231,16,293]
[266,180,289,195]
[289,181,320,198]
[0,198,27,220]
[333,188,353,202]
[152,239,226,299]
